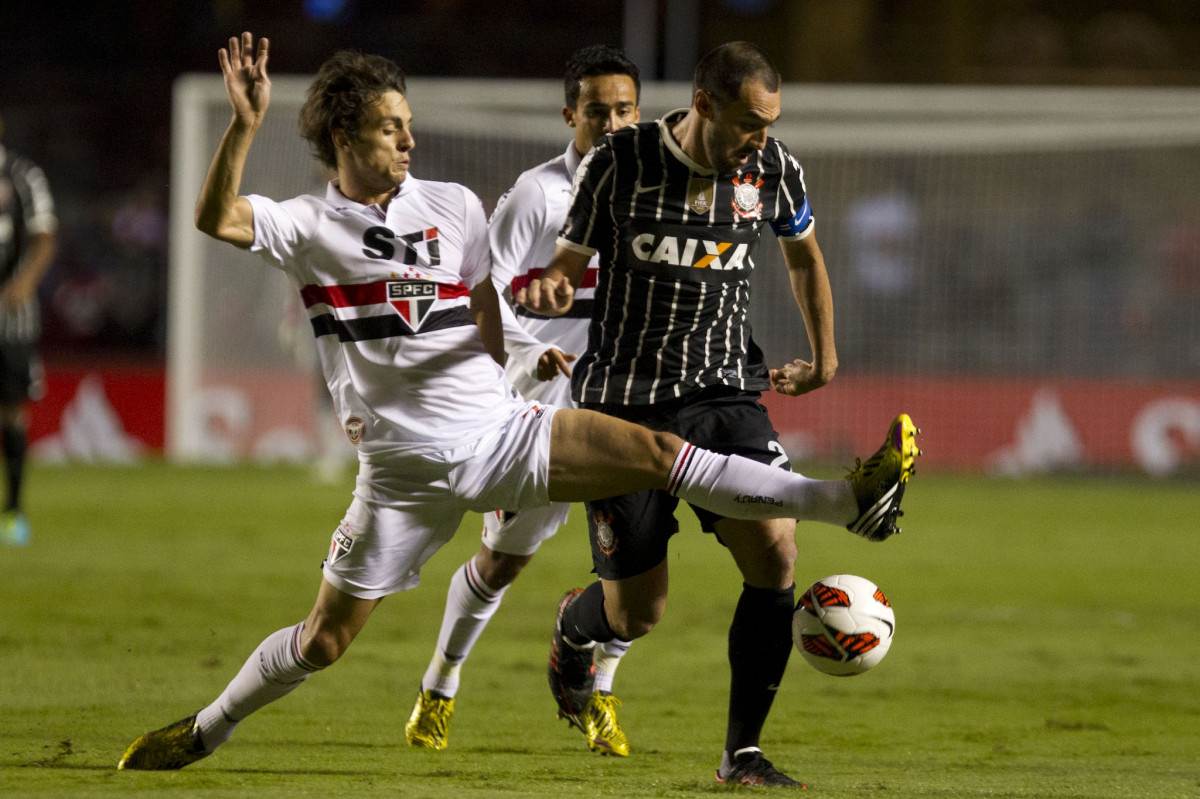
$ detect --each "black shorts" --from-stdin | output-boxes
[0,342,41,404]
[582,386,791,580]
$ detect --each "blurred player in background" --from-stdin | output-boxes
[406,44,642,758]
[0,113,57,546]
[521,42,920,788]
[116,33,917,773]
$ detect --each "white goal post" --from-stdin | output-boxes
[169,76,1200,466]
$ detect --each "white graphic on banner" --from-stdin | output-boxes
[190,387,312,465]
[988,389,1084,476]
[31,375,147,464]
[1131,397,1200,477]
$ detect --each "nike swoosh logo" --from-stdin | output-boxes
[766,683,780,692]
[636,183,667,194]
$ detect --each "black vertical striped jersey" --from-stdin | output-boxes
[0,146,56,343]
[557,109,815,406]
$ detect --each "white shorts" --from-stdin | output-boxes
[482,371,573,556]
[480,500,571,557]
[322,401,557,599]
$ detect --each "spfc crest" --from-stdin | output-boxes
[328,523,355,565]
[387,280,437,332]
[732,174,764,220]
[687,177,715,214]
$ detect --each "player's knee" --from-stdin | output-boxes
[299,623,354,667]
[742,548,796,589]
[0,404,26,429]
[475,550,532,589]
[649,431,686,471]
[727,524,797,588]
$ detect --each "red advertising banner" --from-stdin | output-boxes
[762,375,1200,475]
[24,364,1200,476]
[27,363,165,462]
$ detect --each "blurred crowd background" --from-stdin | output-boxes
[2,0,1199,364]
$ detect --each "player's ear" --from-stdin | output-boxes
[331,127,350,150]
[694,90,714,119]
[562,105,576,129]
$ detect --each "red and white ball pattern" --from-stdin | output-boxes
[793,574,895,676]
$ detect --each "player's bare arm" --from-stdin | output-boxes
[514,246,589,316]
[770,232,838,397]
[195,32,271,248]
[1,232,55,308]
[469,277,508,366]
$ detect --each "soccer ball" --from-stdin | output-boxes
[793,574,895,676]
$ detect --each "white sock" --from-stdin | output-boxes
[593,638,631,695]
[195,622,322,750]
[668,445,857,526]
[420,558,508,698]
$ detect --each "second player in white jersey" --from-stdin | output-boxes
[489,141,596,404]
[408,44,643,757]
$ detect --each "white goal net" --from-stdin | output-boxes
[169,76,1200,470]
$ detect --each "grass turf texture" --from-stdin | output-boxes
[1,463,1198,798]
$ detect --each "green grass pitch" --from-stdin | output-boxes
[2,463,1198,797]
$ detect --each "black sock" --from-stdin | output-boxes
[1,424,26,512]
[563,581,615,647]
[725,582,796,753]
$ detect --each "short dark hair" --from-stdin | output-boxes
[299,50,407,170]
[693,41,780,107]
[564,44,641,108]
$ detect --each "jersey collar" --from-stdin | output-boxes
[658,109,713,176]
[563,140,583,179]
[326,177,416,215]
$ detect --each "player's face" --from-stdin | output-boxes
[337,90,415,196]
[564,74,640,157]
[701,79,780,175]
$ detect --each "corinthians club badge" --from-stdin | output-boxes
[593,508,618,555]
[732,174,764,220]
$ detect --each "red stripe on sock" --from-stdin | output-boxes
[667,443,695,495]
[290,624,321,672]
[463,560,498,603]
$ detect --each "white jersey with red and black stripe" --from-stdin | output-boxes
[247,176,525,460]
[488,141,599,403]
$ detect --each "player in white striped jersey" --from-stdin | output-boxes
[118,34,916,774]
[522,42,920,788]
[0,114,57,547]
[408,45,641,757]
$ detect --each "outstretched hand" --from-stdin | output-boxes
[769,358,832,397]
[219,32,271,122]
[535,348,577,381]
[515,271,575,317]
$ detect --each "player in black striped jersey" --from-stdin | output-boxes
[523,42,917,788]
[0,114,57,547]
